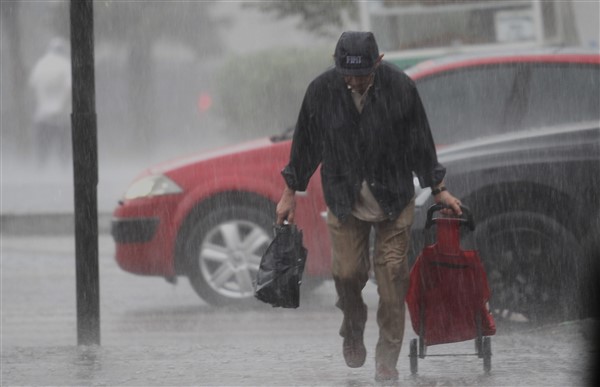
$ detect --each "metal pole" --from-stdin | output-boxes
[70,0,100,345]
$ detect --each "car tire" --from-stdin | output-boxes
[580,214,600,318]
[471,211,582,324]
[185,199,275,306]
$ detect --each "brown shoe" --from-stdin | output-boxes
[375,364,399,382]
[342,334,366,368]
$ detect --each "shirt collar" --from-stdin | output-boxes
[345,73,375,93]
[331,66,382,95]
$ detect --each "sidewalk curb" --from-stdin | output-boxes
[1,213,112,236]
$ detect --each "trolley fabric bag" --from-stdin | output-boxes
[406,204,496,346]
[254,224,307,308]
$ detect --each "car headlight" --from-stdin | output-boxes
[124,174,183,200]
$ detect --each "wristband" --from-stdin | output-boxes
[431,186,447,196]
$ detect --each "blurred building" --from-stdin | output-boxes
[361,0,598,53]
[1,1,597,165]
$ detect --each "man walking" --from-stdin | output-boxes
[276,31,462,382]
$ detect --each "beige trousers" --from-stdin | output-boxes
[327,199,415,369]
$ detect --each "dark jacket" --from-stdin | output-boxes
[282,61,445,221]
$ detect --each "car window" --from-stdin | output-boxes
[417,62,600,146]
[521,64,600,128]
[416,65,519,145]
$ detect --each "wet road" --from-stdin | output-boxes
[1,235,597,386]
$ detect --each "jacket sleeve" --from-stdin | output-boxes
[406,81,446,188]
[281,85,323,191]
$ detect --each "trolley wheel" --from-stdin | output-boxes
[418,337,426,358]
[483,337,492,373]
[475,337,483,358]
[409,338,418,375]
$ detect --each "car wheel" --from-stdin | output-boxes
[580,214,600,318]
[185,201,274,306]
[473,212,582,324]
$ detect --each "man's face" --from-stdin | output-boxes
[344,74,374,95]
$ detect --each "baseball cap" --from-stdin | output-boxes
[334,31,380,76]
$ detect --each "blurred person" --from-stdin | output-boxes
[28,37,72,166]
[276,31,462,382]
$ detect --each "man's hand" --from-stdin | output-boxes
[434,189,462,216]
[276,187,296,224]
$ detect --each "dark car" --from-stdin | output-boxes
[407,49,600,323]
[112,48,599,322]
[410,121,599,323]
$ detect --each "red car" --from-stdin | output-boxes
[112,49,600,320]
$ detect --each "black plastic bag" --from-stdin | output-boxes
[254,224,308,308]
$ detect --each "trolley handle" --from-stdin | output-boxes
[425,203,475,231]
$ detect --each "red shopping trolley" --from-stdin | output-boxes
[406,204,496,374]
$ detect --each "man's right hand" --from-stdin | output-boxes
[276,187,296,225]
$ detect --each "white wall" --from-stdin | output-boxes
[572,1,599,49]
